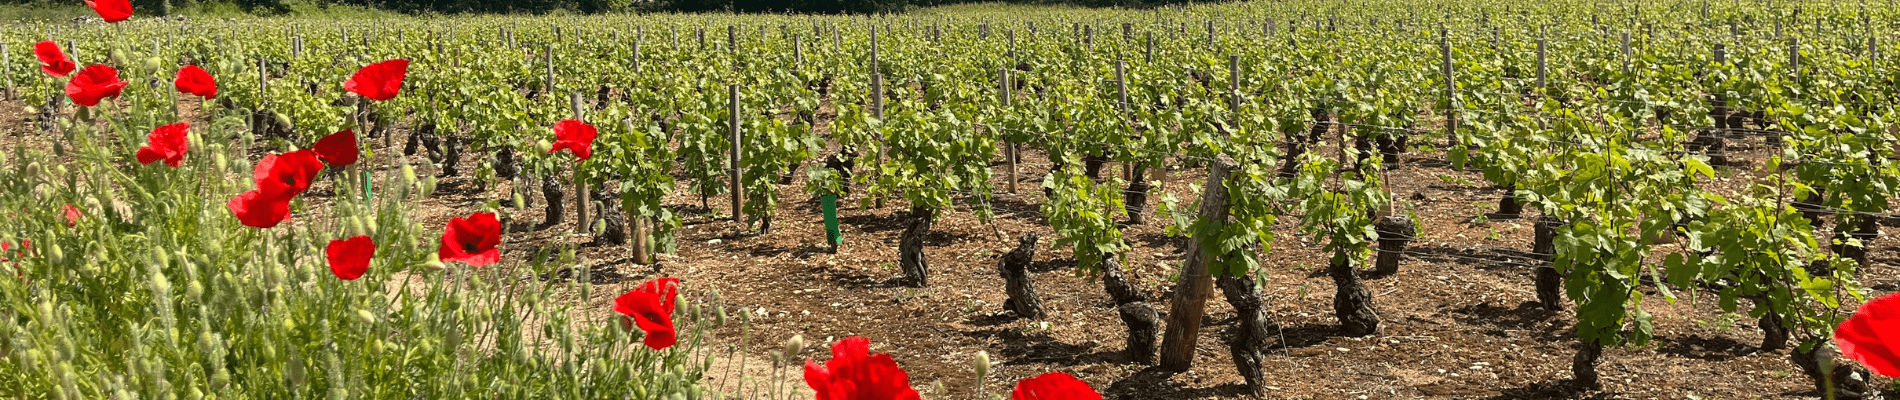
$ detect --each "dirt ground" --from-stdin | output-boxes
[6,90,1896,400]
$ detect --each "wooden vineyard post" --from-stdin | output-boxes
[794,34,803,65]
[1118,60,1131,182]
[571,92,590,235]
[1227,55,1239,112]
[1620,32,1631,75]
[1158,155,1237,372]
[728,25,736,54]
[1536,29,1547,130]
[872,73,886,209]
[1145,31,1154,64]
[1205,20,1215,50]
[4,42,14,100]
[729,84,744,225]
[1789,38,1801,87]
[634,33,643,72]
[258,56,269,108]
[1441,29,1457,148]
[1009,29,1017,62]
[545,43,555,96]
[1001,67,1016,194]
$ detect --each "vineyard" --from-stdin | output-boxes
[2,0,1900,398]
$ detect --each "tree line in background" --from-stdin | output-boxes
[2,0,1221,17]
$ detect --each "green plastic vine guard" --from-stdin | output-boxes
[823,195,842,248]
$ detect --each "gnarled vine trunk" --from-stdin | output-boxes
[1792,343,1876,399]
[1278,108,1331,179]
[1371,216,1416,277]
[541,176,565,228]
[1101,252,1145,305]
[1328,251,1380,336]
[1833,215,1880,270]
[1083,153,1109,180]
[1757,307,1788,351]
[1571,339,1603,389]
[1124,165,1150,225]
[1534,215,1567,311]
[898,206,935,287]
[495,146,520,180]
[1118,302,1161,364]
[997,233,1042,319]
[1496,185,1522,217]
[1217,272,1277,396]
[592,186,626,246]
[440,134,464,178]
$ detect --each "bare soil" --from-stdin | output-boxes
[7,92,1895,400]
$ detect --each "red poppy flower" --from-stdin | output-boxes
[614,290,677,350]
[62,204,80,227]
[312,130,360,167]
[226,190,292,228]
[343,59,409,102]
[636,277,681,310]
[438,212,500,267]
[34,41,74,77]
[84,0,132,22]
[136,122,190,167]
[65,64,128,107]
[326,235,375,280]
[1837,292,1900,378]
[252,150,324,199]
[1010,372,1101,400]
[804,336,922,400]
[614,277,682,349]
[550,120,598,161]
[174,65,217,99]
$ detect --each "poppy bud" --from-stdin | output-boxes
[55,165,68,177]
[154,247,171,268]
[56,118,72,132]
[714,306,728,327]
[974,350,990,379]
[350,216,367,236]
[47,244,62,264]
[285,351,305,389]
[187,279,204,303]
[785,334,804,359]
[149,265,171,298]
[21,106,36,115]
[108,49,125,64]
[422,175,437,198]
[356,309,377,325]
[401,164,417,186]
[274,113,291,130]
[512,192,526,210]
[143,57,160,71]
[537,139,553,153]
